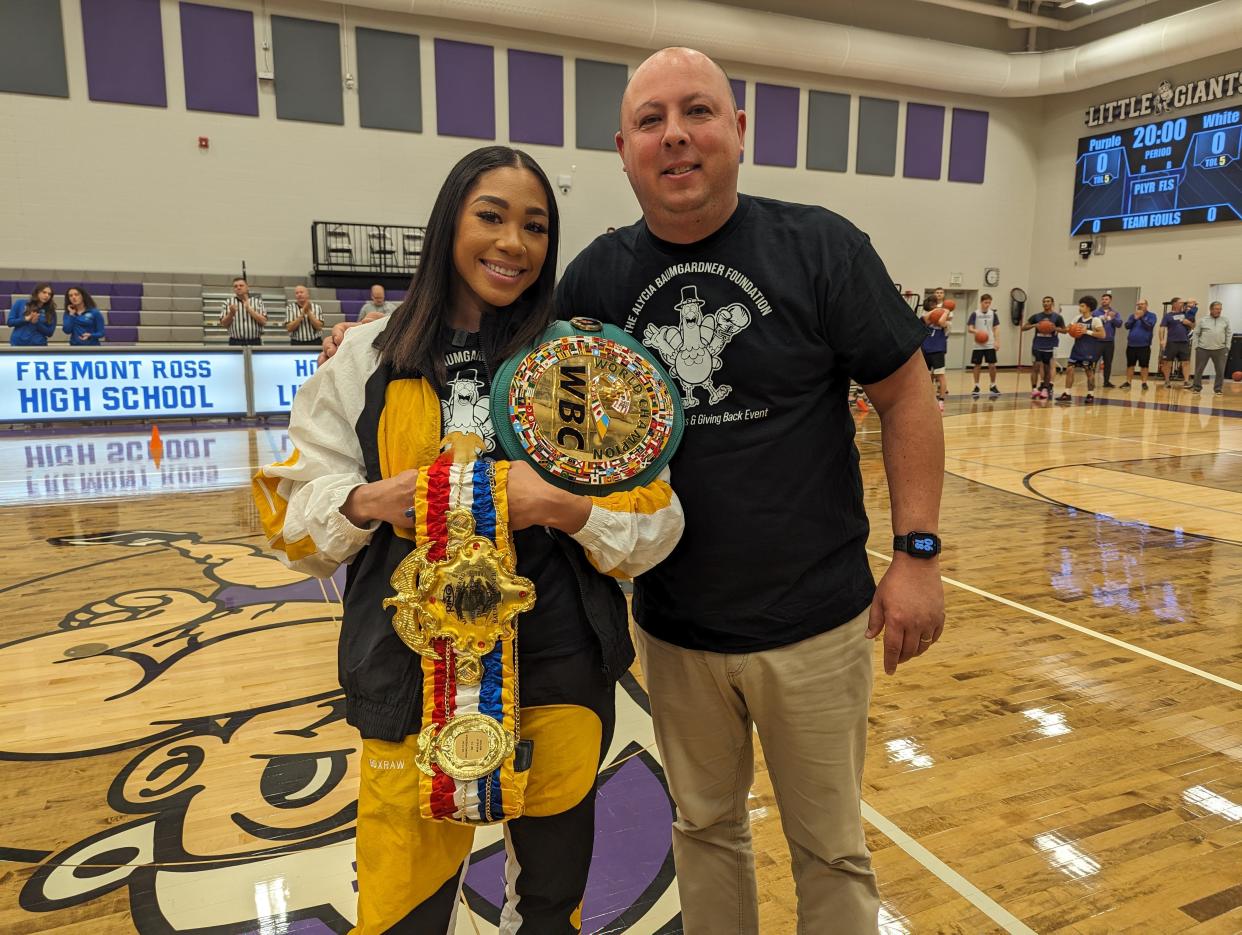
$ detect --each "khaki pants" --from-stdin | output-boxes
[637,611,878,935]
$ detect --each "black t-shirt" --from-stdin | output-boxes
[556,194,925,653]
[438,333,594,660]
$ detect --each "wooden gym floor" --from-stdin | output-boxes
[1,368,1241,934]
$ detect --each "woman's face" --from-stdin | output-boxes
[37,286,52,304]
[67,289,82,308]
[451,166,550,315]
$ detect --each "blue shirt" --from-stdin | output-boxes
[1161,310,1194,343]
[63,307,107,345]
[1070,313,1103,360]
[920,311,949,353]
[1098,306,1123,340]
[1027,311,1064,352]
[7,299,57,346]
[1124,311,1157,346]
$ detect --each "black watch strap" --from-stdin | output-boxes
[894,532,941,558]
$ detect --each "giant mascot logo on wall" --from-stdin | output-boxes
[0,531,678,933]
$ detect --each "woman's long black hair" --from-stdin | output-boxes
[377,146,560,386]
[66,286,98,311]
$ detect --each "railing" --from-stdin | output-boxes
[311,221,426,275]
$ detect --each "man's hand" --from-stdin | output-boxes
[866,557,945,675]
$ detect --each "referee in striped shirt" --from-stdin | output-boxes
[219,277,267,345]
[285,285,324,345]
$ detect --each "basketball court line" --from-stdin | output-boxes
[865,548,1242,693]
[860,802,1038,935]
[979,418,1242,459]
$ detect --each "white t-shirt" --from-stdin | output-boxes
[968,308,999,350]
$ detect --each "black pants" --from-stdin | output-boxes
[228,337,262,346]
[1100,340,1116,383]
[291,338,323,346]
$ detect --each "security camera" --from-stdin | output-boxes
[556,173,573,195]
[1078,240,1093,259]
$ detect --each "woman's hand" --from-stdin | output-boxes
[505,461,590,533]
[341,469,419,529]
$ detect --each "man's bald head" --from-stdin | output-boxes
[622,47,737,124]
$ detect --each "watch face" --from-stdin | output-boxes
[911,535,938,555]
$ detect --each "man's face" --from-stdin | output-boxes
[1101,295,1112,309]
[616,50,745,233]
[934,288,945,304]
[1137,301,1148,314]
[1172,299,1184,312]
[1210,304,1222,317]
[294,286,309,305]
[1042,297,1054,313]
[233,280,247,297]
[370,286,385,305]
[980,298,991,311]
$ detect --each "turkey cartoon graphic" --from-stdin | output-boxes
[441,368,495,452]
[642,285,751,408]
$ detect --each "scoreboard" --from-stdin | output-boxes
[1071,104,1242,235]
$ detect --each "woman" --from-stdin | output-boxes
[253,146,683,934]
[63,286,107,346]
[7,282,57,346]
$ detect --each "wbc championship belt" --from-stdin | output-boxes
[490,317,685,494]
[383,437,534,824]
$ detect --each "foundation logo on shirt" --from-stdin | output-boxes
[443,368,495,452]
[0,529,678,934]
[642,285,752,408]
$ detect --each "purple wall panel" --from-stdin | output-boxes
[106,311,140,326]
[754,83,798,168]
[113,283,144,297]
[180,3,258,116]
[730,78,746,162]
[903,103,945,180]
[110,296,141,312]
[508,50,562,146]
[81,0,167,107]
[106,326,139,343]
[948,108,989,184]
[435,39,495,140]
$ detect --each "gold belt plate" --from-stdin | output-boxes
[383,507,535,684]
[415,713,515,781]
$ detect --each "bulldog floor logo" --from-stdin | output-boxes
[0,530,679,934]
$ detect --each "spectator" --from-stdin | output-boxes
[1158,297,1193,388]
[63,286,107,346]
[218,277,267,346]
[284,286,324,346]
[1189,301,1232,395]
[1097,290,1123,387]
[1120,298,1157,390]
[357,284,397,323]
[7,282,57,346]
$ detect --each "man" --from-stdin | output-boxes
[1057,295,1105,403]
[1158,297,1194,387]
[284,285,324,346]
[555,47,945,935]
[967,293,1001,396]
[218,277,266,346]
[1189,301,1232,395]
[1097,291,1123,387]
[1120,298,1157,390]
[1020,295,1064,399]
[357,284,397,323]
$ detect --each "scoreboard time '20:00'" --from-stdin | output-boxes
[1072,103,1242,235]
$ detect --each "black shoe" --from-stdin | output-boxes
[989,385,1000,395]
[1119,382,1131,388]
[1142,382,1149,390]
[1215,390,1224,396]
[1103,382,1116,388]
[1191,385,1202,392]
[1084,393,1095,403]
[972,386,980,396]
[1057,392,1073,401]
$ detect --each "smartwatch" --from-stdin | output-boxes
[894,532,941,559]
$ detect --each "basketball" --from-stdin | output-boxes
[1068,322,1086,338]
[943,299,956,311]
[974,329,989,344]
[1234,371,1242,382]
[926,308,946,326]
[1036,319,1055,335]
